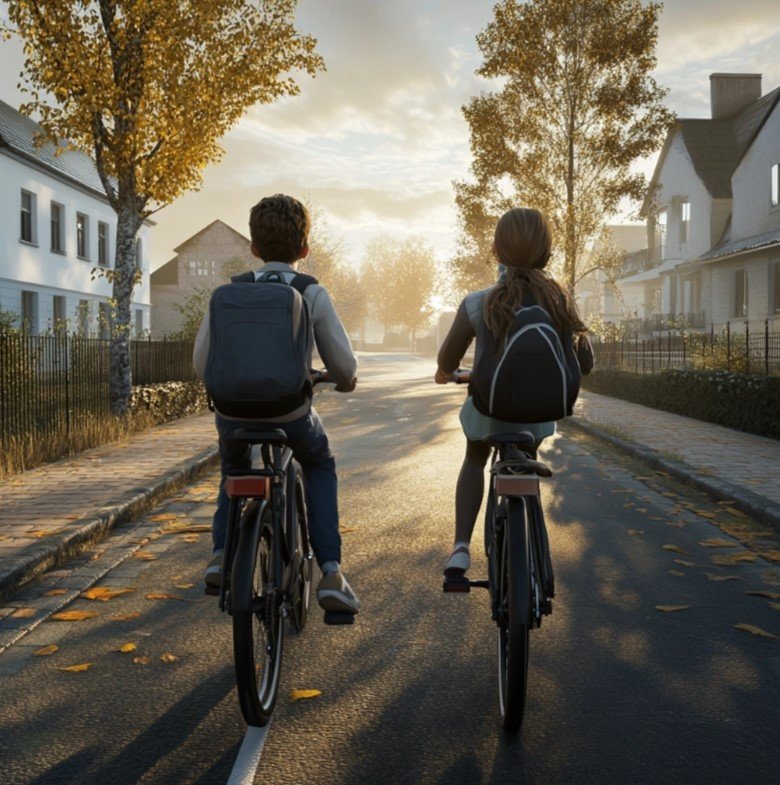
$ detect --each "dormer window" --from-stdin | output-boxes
[772,163,779,207]
[679,199,690,243]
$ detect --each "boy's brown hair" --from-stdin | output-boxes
[249,194,310,263]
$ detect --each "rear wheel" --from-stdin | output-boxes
[497,497,531,733]
[289,469,312,633]
[233,503,283,727]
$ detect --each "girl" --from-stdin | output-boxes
[435,207,591,577]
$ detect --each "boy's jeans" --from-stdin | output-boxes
[212,407,341,567]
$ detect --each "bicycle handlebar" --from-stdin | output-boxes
[310,369,332,386]
[448,369,471,384]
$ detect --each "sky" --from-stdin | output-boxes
[1,0,780,271]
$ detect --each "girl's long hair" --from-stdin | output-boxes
[483,208,586,343]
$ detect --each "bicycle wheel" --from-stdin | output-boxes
[289,467,312,633]
[232,501,284,727]
[497,496,531,733]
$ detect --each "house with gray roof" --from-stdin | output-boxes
[614,73,780,334]
[0,99,152,336]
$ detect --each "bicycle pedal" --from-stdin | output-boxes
[324,611,355,625]
[442,576,471,593]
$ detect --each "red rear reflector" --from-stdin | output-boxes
[226,476,270,499]
[495,475,540,497]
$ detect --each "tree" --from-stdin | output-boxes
[3,0,323,413]
[453,0,673,295]
[361,235,436,349]
[170,287,212,342]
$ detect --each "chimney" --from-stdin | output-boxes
[710,73,762,119]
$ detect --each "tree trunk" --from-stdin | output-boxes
[109,206,141,415]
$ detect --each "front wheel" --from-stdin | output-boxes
[497,497,531,733]
[233,502,284,726]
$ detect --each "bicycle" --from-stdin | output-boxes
[442,370,554,733]
[208,371,353,727]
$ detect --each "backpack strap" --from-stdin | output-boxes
[230,271,255,283]
[289,273,318,294]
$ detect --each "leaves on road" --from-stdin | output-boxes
[173,582,194,590]
[148,513,181,523]
[81,587,135,602]
[110,612,141,622]
[655,605,690,613]
[673,559,696,568]
[34,645,59,656]
[745,591,780,600]
[290,689,322,701]
[115,643,137,653]
[705,573,741,582]
[161,653,178,663]
[44,589,67,597]
[133,656,151,665]
[762,550,780,563]
[627,529,645,536]
[57,663,93,672]
[145,592,185,601]
[51,610,98,622]
[133,551,159,561]
[734,624,779,641]
[699,538,738,549]
[662,544,687,554]
[339,527,359,534]
[711,553,757,565]
[668,570,685,577]
[11,608,37,618]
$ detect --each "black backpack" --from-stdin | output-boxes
[471,297,581,423]
[203,270,317,418]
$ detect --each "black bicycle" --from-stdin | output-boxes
[442,371,554,733]
[210,372,349,727]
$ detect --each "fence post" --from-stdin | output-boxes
[682,331,686,367]
[726,322,731,370]
[64,334,71,436]
[635,335,638,373]
[766,319,770,376]
[745,321,750,374]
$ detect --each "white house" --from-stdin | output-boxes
[0,100,152,337]
[614,73,780,333]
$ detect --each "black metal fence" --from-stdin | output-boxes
[0,333,196,445]
[593,320,780,376]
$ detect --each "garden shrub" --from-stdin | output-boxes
[581,369,780,439]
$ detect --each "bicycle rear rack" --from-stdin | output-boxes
[442,577,489,593]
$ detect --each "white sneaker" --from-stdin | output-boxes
[444,545,470,576]
[316,571,360,614]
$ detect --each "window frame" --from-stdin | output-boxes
[771,163,779,208]
[733,268,748,319]
[772,260,780,316]
[50,201,65,254]
[679,199,690,244]
[20,189,37,244]
[76,212,90,259]
[21,289,39,333]
[98,221,110,267]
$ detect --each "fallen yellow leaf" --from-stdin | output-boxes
[761,550,780,563]
[290,688,322,701]
[173,583,194,590]
[725,506,747,518]
[734,623,779,640]
[655,605,690,613]
[145,592,185,601]
[34,645,59,656]
[705,573,741,582]
[771,603,780,611]
[148,513,181,522]
[662,544,687,554]
[44,589,67,596]
[694,510,717,519]
[160,653,178,663]
[179,534,201,543]
[711,553,757,565]
[699,538,738,549]
[163,525,210,534]
[57,663,93,672]
[668,570,685,577]
[627,529,645,536]
[133,656,151,665]
[673,559,696,568]
[110,612,141,621]
[81,587,135,602]
[745,590,780,600]
[50,610,98,622]
[134,551,158,561]
[116,643,137,653]
[11,608,37,618]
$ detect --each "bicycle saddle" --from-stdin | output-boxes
[231,428,288,445]
[484,431,537,447]
[491,457,553,478]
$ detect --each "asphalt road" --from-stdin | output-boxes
[1,354,778,785]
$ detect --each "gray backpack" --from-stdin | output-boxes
[203,271,317,418]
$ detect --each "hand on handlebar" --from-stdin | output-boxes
[435,368,471,384]
[310,369,357,393]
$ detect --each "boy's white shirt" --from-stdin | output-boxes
[193,261,358,422]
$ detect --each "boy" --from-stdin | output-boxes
[193,194,360,614]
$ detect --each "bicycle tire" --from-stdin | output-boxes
[289,466,312,633]
[497,496,531,733]
[232,501,284,727]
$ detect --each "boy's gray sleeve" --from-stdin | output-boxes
[192,312,209,380]
[310,287,357,388]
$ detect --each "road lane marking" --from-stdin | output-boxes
[227,722,272,785]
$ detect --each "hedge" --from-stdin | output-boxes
[581,369,780,439]
[131,380,209,424]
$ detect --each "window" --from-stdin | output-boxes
[135,238,143,271]
[53,295,66,333]
[98,221,109,266]
[50,202,64,253]
[679,199,690,243]
[20,190,36,243]
[773,261,780,315]
[772,163,779,207]
[653,209,667,259]
[77,299,90,336]
[135,309,144,338]
[98,301,111,340]
[186,259,217,277]
[734,269,748,318]
[21,290,38,333]
[76,213,89,258]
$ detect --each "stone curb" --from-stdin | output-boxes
[0,446,220,604]
[565,417,780,531]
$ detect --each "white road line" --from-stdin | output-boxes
[227,722,272,785]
